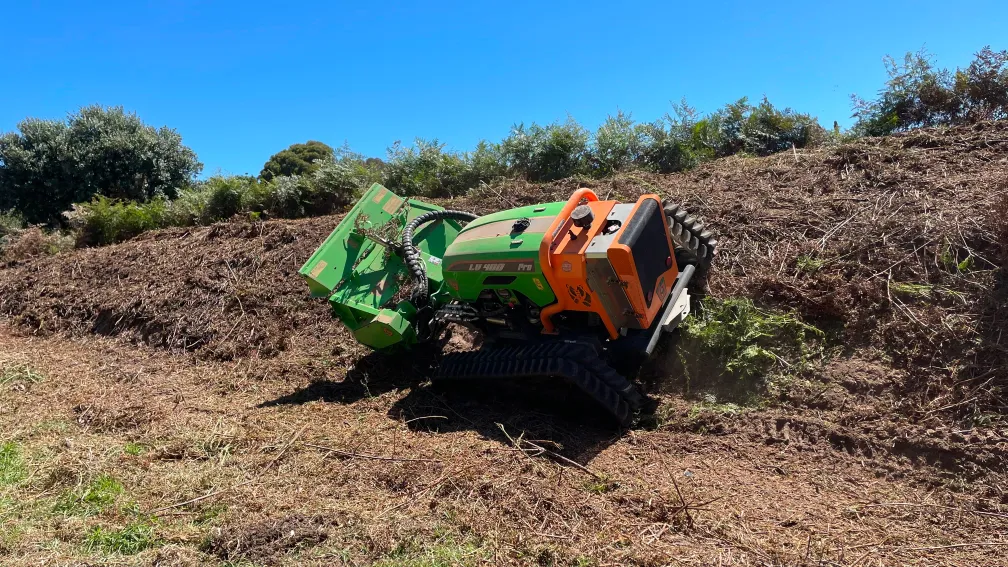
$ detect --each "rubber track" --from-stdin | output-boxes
[435,342,643,427]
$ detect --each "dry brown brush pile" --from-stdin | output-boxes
[0,121,1006,427]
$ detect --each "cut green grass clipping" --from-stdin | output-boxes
[84,522,155,555]
[683,298,824,382]
[0,442,27,485]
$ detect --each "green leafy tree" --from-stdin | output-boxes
[0,106,201,224]
[259,141,334,181]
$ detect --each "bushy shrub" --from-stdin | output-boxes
[0,210,25,238]
[649,101,709,172]
[592,111,643,175]
[853,46,1008,136]
[204,176,247,221]
[308,156,380,213]
[59,161,378,247]
[957,47,1008,122]
[741,98,827,156]
[265,175,310,218]
[685,97,826,158]
[156,176,262,226]
[168,187,211,226]
[634,120,700,173]
[383,139,477,197]
[0,226,75,261]
[469,140,506,182]
[500,119,590,181]
[64,196,170,246]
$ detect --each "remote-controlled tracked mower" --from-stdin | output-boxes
[299,183,716,426]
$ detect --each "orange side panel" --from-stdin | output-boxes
[607,195,679,328]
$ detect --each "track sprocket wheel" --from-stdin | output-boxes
[662,200,717,272]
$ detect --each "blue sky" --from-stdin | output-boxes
[3,1,1006,176]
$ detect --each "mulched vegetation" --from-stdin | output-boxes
[1,121,1006,565]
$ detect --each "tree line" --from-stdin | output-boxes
[1,46,1005,248]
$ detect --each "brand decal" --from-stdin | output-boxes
[447,260,536,273]
[308,260,327,279]
[656,276,668,300]
[566,284,592,308]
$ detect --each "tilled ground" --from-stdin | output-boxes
[1,122,1007,565]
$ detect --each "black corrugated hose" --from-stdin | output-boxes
[401,209,478,302]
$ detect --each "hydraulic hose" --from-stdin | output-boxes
[401,209,478,302]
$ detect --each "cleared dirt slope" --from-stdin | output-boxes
[0,122,1006,566]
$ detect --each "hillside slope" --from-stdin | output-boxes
[0,122,1005,566]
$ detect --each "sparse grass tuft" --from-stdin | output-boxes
[891,281,933,298]
[375,534,490,567]
[583,473,618,495]
[795,254,826,274]
[122,442,145,456]
[0,363,44,385]
[682,298,824,383]
[0,442,27,485]
[54,475,124,516]
[83,522,156,555]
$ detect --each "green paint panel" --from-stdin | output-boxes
[301,186,570,350]
[299,183,464,348]
[440,201,565,307]
[353,308,415,349]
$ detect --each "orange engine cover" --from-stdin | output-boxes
[538,190,678,339]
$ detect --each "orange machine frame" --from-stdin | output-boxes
[538,189,678,339]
